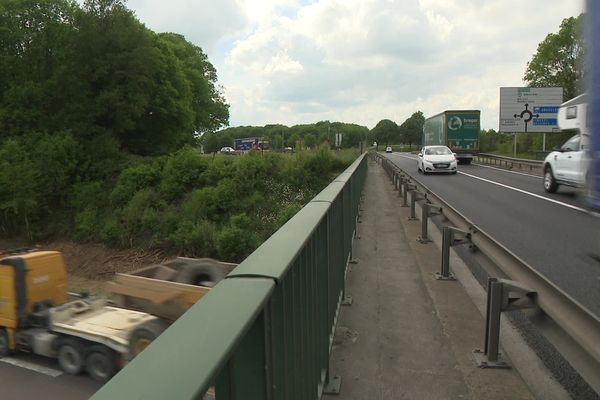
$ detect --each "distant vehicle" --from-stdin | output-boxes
[422,110,480,164]
[385,146,392,153]
[283,146,294,153]
[234,137,269,152]
[543,94,590,193]
[220,146,235,154]
[417,145,458,175]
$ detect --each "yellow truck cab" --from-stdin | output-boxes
[0,251,68,351]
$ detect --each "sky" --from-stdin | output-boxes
[126,0,584,130]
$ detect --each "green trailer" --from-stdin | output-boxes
[422,110,480,164]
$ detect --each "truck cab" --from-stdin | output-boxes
[0,251,68,351]
[543,94,590,193]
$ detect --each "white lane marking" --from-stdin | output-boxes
[471,162,543,179]
[391,153,590,214]
[0,357,63,377]
[457,171,588,213]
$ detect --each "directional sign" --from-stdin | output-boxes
[499,87,563,133]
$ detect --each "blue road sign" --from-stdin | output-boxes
[533,106,559,114]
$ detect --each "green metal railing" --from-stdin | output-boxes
[91,153,367,400]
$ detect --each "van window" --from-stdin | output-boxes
[566,106,577,119]
[561,135,581,152]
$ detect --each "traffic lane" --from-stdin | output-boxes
[388,152,587,210]
[1,354,102,400]
[462,163,587,209]
[383,153,600,316]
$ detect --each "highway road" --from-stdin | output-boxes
[0,354,101,399]
[383,152,600,316]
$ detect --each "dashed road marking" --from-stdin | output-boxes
[0,357,63,377]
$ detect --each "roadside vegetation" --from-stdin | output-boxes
[0,0,359,263]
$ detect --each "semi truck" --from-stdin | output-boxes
[0,249,233,381]
[234,137,269,151]
[422,110,481,164]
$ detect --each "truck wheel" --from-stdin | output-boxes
[58,339,85,375]
[173,261,228,287]
[543,166,558,193]
[129,319,170,358]
[0,329,9,357]
[86,345,117,382]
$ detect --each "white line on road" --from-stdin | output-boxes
[457,171,589,213]
[0,357,63,377]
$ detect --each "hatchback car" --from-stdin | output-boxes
[220,146,235,154]
[385,146,392,153]
[417,145,458,174]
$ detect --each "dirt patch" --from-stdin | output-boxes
[38,241,169,279]
[2,239,174,292]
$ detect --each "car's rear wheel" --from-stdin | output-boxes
[543,166,558,193]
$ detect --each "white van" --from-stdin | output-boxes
[543,94,590,193]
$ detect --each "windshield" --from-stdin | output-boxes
[425,147,452,155]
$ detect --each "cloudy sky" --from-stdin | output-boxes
[126,0,583,130]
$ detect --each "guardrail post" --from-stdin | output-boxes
[417,203,442,244]
[408,190,426,221]
[397,174,405,197]
[473,278,536,368]
[401,182,414,207]
[436,226,470,280]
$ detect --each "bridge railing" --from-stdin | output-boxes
[91,153,367,400]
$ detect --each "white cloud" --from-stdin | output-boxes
[123,0,584,129]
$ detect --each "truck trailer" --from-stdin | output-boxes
[422,110,481,164]
[234,137,269,151]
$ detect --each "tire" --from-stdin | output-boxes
[129,319,170,359]
[86,345,117,382]
[543,166,559,193]
[173,260,229,287]
[0,329,9,357]
[58,339,85,375]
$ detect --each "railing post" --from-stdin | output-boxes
[408,190,426,221]
[417,203,442,244]
[401,182,414,207]
[473,279,536,369]
[435,226,470,280]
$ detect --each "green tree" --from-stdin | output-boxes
[369,119,398,146]
[523,14,584,100]
[304,133,316,149]
[399,111,425,150]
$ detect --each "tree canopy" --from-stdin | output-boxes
[204,121,369,153]
[399,111,425,148]
[523,14,585,100]
[368,119,399,146]
[0,0,229,155]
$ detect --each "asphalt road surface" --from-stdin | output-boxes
[383,152,600,316]
[1,353,102,400]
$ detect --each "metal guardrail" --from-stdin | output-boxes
[476,153,543,173]
[373,152,600,393]
[91,154,367,400]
